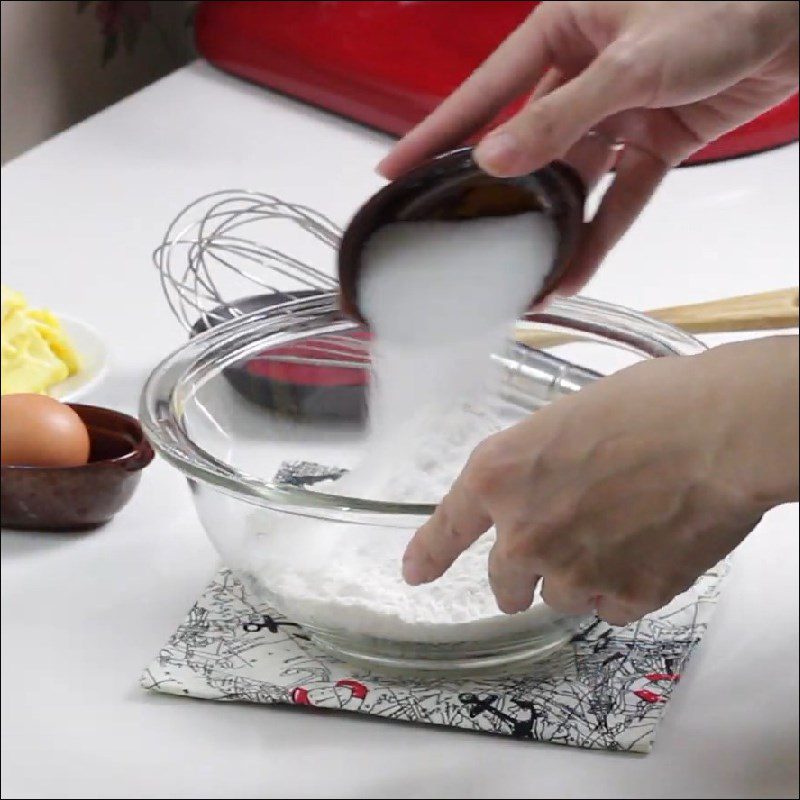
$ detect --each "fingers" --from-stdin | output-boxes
[560,127,620,193]
[539,574,597,617]
[402,472,492,586]
[553,143,669,295]
[529,67,567,102]
[488,557,645,621]
[529,69,623,192]
[595,595,648,627]
[540,577,648,627]
[378,9,553,179]
[487,538,542,614]
[474,43,653,176]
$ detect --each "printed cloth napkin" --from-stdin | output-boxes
[142,462,728,754]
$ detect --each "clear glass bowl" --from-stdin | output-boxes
[140,293,705,674]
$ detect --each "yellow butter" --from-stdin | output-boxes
[1,286,26,321]
[1,286,81,395]
[28,310,82,374]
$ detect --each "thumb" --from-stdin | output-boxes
[475,44,651,176]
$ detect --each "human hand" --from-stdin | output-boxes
[402,336,799,625]
[379,1,800,294]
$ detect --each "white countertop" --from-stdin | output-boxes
[1,62,798,799]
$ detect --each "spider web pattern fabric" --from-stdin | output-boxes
[142,461,728,754]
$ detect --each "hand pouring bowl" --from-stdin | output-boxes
[338,147,586,324]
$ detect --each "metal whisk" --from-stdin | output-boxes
[152,190,601,413]
[152,188,378,375]
[154,189,341,331]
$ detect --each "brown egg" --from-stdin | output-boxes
[1,394,91,467]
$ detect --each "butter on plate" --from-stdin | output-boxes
[1,286,81,395]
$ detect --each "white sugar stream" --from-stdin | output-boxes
[251,213,559,642]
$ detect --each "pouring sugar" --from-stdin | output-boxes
[342,213,556,502]
[359,214,556,347]
[252,212,559,642]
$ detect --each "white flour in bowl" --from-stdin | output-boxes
[251,213,560,642]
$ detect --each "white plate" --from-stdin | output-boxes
[48,315,109,402]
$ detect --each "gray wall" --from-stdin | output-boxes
[1,0,193,164]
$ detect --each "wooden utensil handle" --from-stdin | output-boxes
[515,288,799,349]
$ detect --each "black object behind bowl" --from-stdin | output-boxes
[191,291,368,421]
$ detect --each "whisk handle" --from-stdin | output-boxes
[647,287,799,333]
[516,287,799,349]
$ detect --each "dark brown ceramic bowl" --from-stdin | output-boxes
[0,404,154,532]
[338,147,586,325]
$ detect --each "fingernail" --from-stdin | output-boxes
[497,598,523,615]
[497,592,531,615]
[402,556,429,586]
[475,132,522,175]
[375,159,390,178]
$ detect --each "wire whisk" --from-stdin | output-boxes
[154,189,342,333]
[152,189,601,412]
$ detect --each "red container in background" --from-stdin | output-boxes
[195,0,798,166]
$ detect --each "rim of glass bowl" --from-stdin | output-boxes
[140,292,705,521]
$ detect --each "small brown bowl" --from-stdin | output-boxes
[0,404,154,532]
[338,147,586,325]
